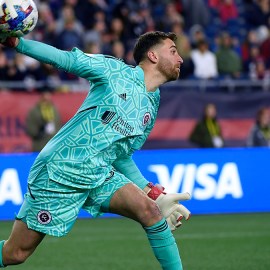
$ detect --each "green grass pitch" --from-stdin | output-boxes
[0,213,269,269]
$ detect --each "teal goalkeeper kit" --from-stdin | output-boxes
[14,38,161,236]
[16,38,160,190]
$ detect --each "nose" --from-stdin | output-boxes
[178,55,183,64]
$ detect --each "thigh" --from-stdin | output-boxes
[84,169,161,225]
[83,169,131,217]
[109,182,154,223]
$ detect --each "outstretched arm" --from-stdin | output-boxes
[1,37,106,81]
[15,38,77,74]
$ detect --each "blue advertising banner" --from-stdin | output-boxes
[134,148,270,214]
[0,148,270,220]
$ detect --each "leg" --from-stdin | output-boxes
[109,183,162,226]
[1,166,90,267]
[1,220,45,266]
[109,183,183,270]
[84,171,183,270]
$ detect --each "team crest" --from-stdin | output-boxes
[37,210,52,225]
[142,112,151,126]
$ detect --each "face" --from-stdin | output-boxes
[41,92,52,104]
[260,110,270,127]
[155,38,183,82]
[205,104,216,118]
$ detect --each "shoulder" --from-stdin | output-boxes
[71,48,106,61]
[71,49,129,68]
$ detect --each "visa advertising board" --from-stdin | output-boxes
[0,148,270,220]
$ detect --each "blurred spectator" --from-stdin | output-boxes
[172,23,194,79]
[215,32,242,78]
[25,91,62,152]
[111,1,133,39]
[63,0,85,23]
[129,3,155,38]
[5,54,27,83]
[40,63,63,89]
[78,0,106,30]
[1,0,270,90]
[54,16,84,50]
[107,17,126,43]
[189,103,224,148]
[189,24,207,48]
[256,25,269,44]
[34,2,56,44]
[84,12,106,50]
[260,27,270,68]
[111,40,125,59]
[247,107,270,147]
[219,0,238,25]
[208,0,220,8]
[159,2,184,32]
[85,42,101,54]
[241,29,261,71]
[24,56,46,83]
[182,0,210,29]
[191,39,218,79]
[249,58,270,81]
[244,0,270,28]
[55,5,84,37]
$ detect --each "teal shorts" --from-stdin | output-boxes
[16,166,131,237]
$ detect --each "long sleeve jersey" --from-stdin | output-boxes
[16,38,160,189]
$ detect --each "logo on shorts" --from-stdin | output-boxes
[142,112,151,126]
[37,210,52,225]
[105,170,115,181]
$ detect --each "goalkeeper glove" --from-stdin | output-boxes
[147,183,191,231]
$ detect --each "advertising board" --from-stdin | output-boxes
[1,148,269,220]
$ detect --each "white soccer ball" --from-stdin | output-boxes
[0,0,38,37]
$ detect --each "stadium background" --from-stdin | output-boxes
[1,0,270,269]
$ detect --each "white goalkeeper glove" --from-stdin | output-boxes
[147,183,191,231]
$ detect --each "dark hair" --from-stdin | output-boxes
[133,31,177,64]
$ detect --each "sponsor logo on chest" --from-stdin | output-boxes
[101,110,151,136]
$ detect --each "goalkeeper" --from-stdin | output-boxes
[0,31,191,270]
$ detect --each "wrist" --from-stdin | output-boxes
[143,184,151,194]
[146,182,164,200]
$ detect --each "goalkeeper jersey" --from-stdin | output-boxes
[16,38,160,189]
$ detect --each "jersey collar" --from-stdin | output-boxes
[135,65,145,81]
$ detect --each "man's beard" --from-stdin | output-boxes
[157,57,180,82]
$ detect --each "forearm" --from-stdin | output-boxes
[112,156,149,190]
[15,38,76,72]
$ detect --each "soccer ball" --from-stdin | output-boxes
[0,0,38,37]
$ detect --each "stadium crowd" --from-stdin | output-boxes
[0,0,270,92]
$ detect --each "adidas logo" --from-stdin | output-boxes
[118,93,127,101]
[101,111,116,124]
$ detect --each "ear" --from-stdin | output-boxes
[147,50,158,63]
